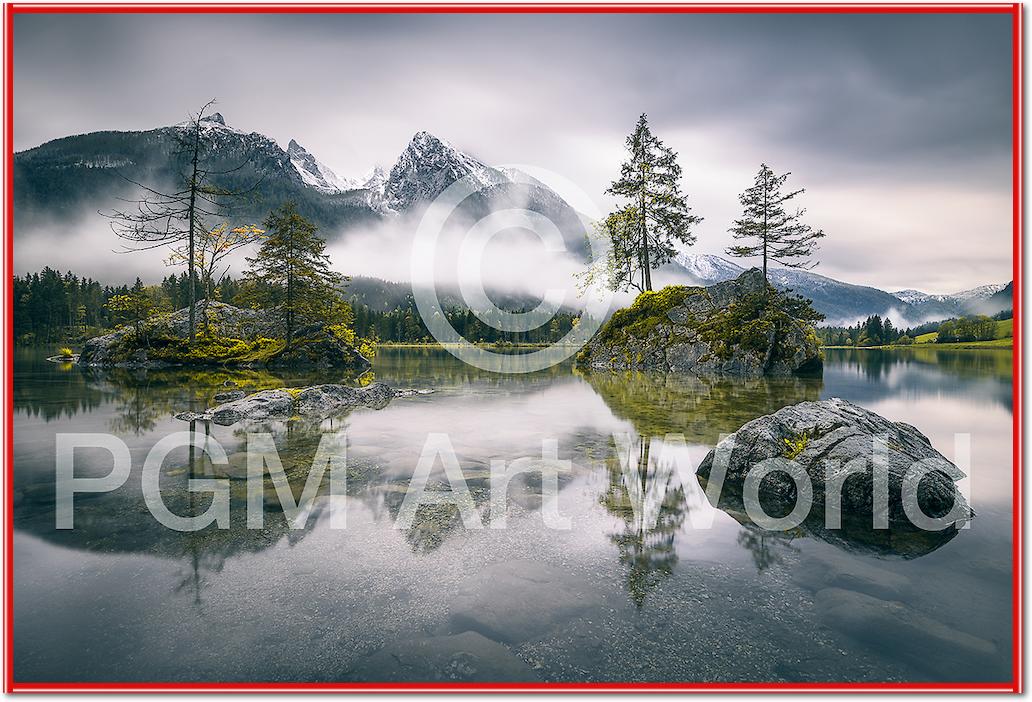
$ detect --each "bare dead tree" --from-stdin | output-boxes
[104,99,264,341]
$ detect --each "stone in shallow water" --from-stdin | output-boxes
[697,397,971,544]
[792,551,912,601]
[177,382,399,426]
[814,587,997,679]
[448,560,603,644]
[213,389,247,403]
[359,631,539,682]
[211,389,294,426]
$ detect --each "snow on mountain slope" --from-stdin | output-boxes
[174,112,248,136]
[382,131,509,211]
[670,254,919,325]
[949,282,1009,303]
[287,139,361,193]
[891,289,953,305]
[672,253,745,284]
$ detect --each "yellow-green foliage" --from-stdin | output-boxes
[328,323,377,359]
[57,347,75,358]
[589,286,696,348]
[783,432,809,460]
[148,335,285,364]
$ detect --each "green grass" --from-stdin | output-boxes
[921,337,1013,349]
[914,318,1012,346]
[826,337,1012,350]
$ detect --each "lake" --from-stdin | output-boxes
[12,346,1014,684]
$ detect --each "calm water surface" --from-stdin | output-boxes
[13,347,1014,683]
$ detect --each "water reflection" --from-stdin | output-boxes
[601,436,688,607]
[696,472,963,560]
[824,348,1012,411]
[12,346,1015,683]
[581,369,822,441]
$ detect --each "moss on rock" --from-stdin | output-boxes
[577,269,823,377]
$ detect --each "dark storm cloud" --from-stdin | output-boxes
[13,11,1014,292]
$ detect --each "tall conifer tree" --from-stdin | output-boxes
[605,114,701,292]
[726,164,825,282]
[241,202,346,346]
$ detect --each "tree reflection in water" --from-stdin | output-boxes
[601,436,688,608]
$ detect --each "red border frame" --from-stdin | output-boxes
[1,2,1023,693]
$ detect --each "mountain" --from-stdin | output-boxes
[670,253,1011,326]
[380,131,508,211]
[373,131,587,251]
[892,281,1011,319]
[964,281,1013,316]
[891,289,953,305]
[15,116,1008,323]
[950,281,1009,303]
[287,138,362,193]
[14,113,379,232]
[14,116,583,247]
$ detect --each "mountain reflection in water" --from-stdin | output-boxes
[11,346,1013,683]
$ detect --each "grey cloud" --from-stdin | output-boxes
[13,11,1014,293]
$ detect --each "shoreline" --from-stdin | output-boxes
[822,340,1013,351]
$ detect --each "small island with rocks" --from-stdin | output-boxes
[73,202,376,373]
[78,301,371,372]
[576,268,823,377]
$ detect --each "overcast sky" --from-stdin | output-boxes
[14,11,1014,293]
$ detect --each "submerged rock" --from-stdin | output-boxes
[177,383,397,426]
[814,588,997,678]
[696,398,971,556]
[576,268,822,377]
[359,631,539,682]
[448,559,603,644]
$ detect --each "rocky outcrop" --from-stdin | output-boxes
[78,301,370,371]
[175,382,395,426]
[265,323,370,371]
[696,398,971,555]
[576,269,822,377]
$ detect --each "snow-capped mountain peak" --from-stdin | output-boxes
[362,165,388,191]
[383,131,508,211]
[174,112,248,137]
[287,139,360,194]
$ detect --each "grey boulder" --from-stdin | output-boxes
[180,383,398,426]
[697,398,971,551]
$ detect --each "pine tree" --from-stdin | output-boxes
[726,164,825,282]
[604,114,702,292]
[241,202,347,346]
